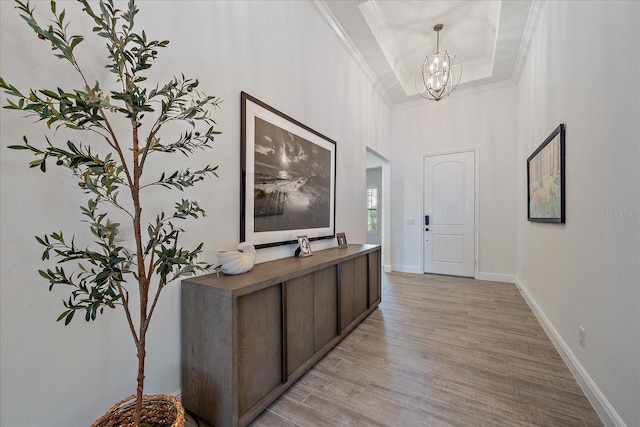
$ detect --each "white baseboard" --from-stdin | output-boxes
[515,278,627,427]
[388,268,516,283]
[391,264,422,274]
[477,272,516,283]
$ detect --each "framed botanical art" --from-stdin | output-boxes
[527,123,565,223]
[241,92,337,248]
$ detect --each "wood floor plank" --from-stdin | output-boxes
[249,410,302,427]
[266,395,349,427]
[300,391,389,427]
[234,272,603,426]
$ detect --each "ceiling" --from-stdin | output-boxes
[319,0,536,107]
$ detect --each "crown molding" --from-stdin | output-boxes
[313,0,395,109]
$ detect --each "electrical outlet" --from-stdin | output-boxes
[579,326,586,348]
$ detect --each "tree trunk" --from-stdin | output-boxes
[134,335,146,427]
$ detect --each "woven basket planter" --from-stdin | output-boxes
[92,394,185,427]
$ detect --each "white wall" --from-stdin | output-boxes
[390,84,518,280]
[515,1,640,425]
[0,2,391,426]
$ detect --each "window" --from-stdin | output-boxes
[367,186,378,232]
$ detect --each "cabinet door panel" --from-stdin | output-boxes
[354,255,368,317]
[285,275,314,375]
[314,266,338,351]
[339,259,355,331]
[181,288,233,426]
[368,250,381,306]
[237,285,282,415]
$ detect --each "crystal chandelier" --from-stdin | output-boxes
[416,24,461,102]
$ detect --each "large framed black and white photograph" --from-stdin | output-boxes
[527,123,565,223]
[241,92,336,248]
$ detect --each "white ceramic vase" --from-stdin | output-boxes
[216,242,256,275]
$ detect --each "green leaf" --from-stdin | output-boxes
[40,89,61,100]
[57,310,70,323]
[28,158,43,168]
[64,311,75,325]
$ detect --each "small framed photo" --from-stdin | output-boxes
[336,232,348,248]
[296,235,312,257]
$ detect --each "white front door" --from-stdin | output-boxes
[423,151,475,277]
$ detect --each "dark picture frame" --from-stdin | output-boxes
[296,235,312,257]
[527,123,565,223]
[241,92,337,248]
[336,232,348,248]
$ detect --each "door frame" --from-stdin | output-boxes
[366,147,391,273]
[422,148,479,278]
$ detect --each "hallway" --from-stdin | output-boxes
[189,272,602,426]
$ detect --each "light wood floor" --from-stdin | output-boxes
[186,272,602,427]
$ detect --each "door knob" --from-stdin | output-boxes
[425,228,430,232]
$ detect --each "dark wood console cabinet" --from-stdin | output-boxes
[181,244,381,427]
